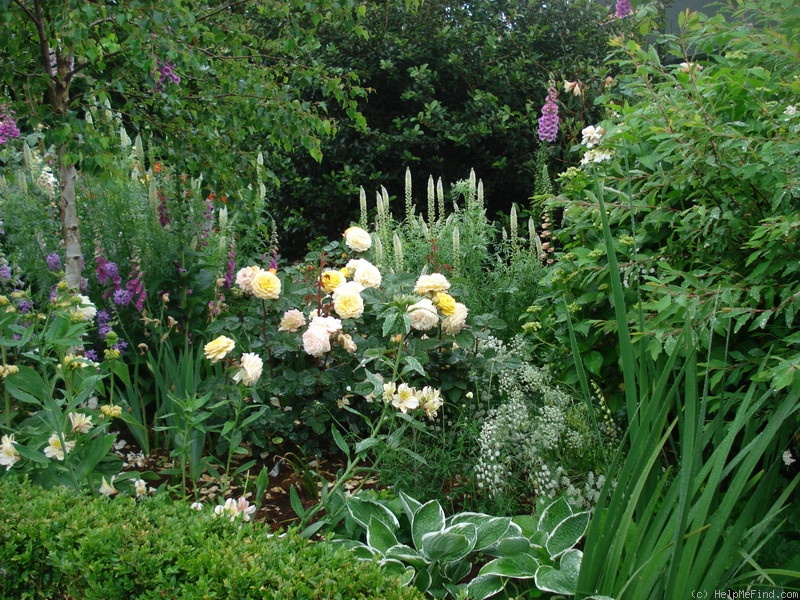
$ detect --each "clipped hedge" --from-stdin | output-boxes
[0,477,424,600]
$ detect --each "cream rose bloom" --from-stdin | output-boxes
[442,302,469,335]
[303,326,331,357]
[233,352,263,386]
[235,266,262,293]
[344,226,372,252]
[250,270,281,300]
[309,314,342,333]
[347,258,382,288]
[338,333,358,353]
[320,269,346,293]
[413,273,451,296]
[333,289,365,320]
[408,298,439,331]
[278,309,306,332]
[204,335,236,363]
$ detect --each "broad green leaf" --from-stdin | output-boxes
[494,536,532,556]
[367,516,398,555]
[466,574,505,600]
[478,552,539,579]
[399,490,423,522]
[534,548,582,595]
[538,496,573,534]
[412,499,445,550]
[420,529,474,564]
[546,511,590,557]
[385,544,429,569]
[346,496,400,530]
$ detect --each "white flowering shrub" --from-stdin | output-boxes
[474,335,618,509]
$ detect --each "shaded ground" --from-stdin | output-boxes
[115,435,373,532]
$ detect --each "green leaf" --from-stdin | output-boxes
[346,496,400,530]
[478,552,539,579]
[538,496,573,534]
[330,425,350,459]
[367,516,399,555]
[534,548,582,595]
[466,574,505,600]
[412,499,446,550]
[289,485,305,519]
[546,511,590,557]
[402,355,427,377]
[494,536,532,556]
[385,544,429,569]
[420,530,474,564]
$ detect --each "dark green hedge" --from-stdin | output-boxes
[0,477,423,600]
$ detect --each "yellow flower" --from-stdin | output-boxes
[100,404,123,418]
[204,335,235,363]
[433,292,456,316]
[250,270,281,300]
[320,269,346,293]
[333,289,365,320]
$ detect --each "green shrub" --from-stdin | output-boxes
[529,0,800,405]
[0,477,425,600]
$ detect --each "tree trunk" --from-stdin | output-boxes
[57,148,82,291]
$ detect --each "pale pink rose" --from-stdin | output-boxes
[408,298,439,331]
[309,315,342,334]
[278,309,306,333]
[303,326,331,357]
[235,266,262,293]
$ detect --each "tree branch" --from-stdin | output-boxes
[197,0,252,23]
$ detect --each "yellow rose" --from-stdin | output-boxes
[333,290,365,320]
[320,269,346,293]
[204,335,235,363]
[433,292,456,316]
[250,270,281,300]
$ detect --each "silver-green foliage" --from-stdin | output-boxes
[474,336,617,509]
[336,490,594,599]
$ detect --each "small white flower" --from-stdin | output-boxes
[69,412,93,434]
[581,125,605,148]
[392,383,420,414]
[783,450,796,466]
[784,105,797,116]
[44,433,75,461]
[71,295,97,321]
[134,479,148,496]
[0,434,21,470]
[191,502,204,511]
[99,475,119,496]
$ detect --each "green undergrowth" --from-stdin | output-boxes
[0,477,424,600]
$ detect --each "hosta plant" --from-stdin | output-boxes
[332,490,607,599]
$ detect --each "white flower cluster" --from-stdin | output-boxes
[473,335,616,507]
